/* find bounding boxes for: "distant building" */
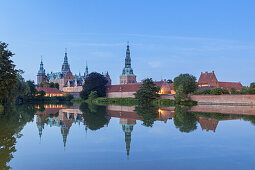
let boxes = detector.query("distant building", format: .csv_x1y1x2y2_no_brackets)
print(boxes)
198,71,243,91
36,49,111,96
37,58,47,85
36,87,63,97
107,80,174,98
120,43,137,84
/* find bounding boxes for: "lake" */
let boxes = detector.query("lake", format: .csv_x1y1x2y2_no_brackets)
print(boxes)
1,103,255,170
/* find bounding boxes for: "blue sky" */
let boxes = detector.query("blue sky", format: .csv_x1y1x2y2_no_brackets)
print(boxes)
1,0,255,85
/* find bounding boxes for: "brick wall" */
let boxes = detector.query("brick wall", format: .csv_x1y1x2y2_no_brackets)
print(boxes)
190,95,255,105
106,92,136,98
189,105,255,115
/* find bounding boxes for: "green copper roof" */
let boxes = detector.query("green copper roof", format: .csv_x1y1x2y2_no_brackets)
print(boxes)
121,43,136,76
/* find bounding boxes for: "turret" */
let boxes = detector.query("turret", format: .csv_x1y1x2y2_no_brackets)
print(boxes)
37,57,46,85
120,42,137,84
61,48,70,73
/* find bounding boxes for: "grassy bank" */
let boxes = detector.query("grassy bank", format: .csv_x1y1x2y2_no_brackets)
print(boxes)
92,97,139,106
87,97,197,107
23,95,73,104
153,99,197,107
71,98,85,103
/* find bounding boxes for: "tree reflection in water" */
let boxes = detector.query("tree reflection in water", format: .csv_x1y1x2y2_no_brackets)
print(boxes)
135,104,158,127
0,105,36,169
80,103,110,131
174,106,197,133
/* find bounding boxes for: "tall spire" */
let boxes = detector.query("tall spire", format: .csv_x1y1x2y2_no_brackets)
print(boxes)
38,56,45,74
62,48,70,73
125,42,131,68
121,42,135,76
85,61,89,76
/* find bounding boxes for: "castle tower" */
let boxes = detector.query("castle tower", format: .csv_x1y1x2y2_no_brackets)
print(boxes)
120,43,137,84
120,118,136,159
61,48,70,74
37,57,46,85
105,71,112,86
85,61,89,77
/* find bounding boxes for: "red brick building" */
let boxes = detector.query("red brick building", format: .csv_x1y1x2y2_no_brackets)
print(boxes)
106,80,175,98
36,87,64,97
198,71,242,91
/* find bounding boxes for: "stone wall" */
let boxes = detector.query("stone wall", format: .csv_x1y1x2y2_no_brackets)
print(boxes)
160,94,255,105
106,92,136,98
190,94,255,105
188,105,255,115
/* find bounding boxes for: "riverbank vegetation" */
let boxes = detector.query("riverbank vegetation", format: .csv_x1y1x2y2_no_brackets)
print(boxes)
194,83,255,95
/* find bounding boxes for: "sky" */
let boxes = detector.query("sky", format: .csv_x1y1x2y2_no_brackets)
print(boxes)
1,0,255,85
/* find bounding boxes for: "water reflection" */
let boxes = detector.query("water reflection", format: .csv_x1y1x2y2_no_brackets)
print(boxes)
2,103,255,168
0,105,36,169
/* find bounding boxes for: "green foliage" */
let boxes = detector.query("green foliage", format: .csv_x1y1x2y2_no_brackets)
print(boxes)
173,74,197,102
173,106,197,133
210,87,229,95
54,83,59,90
49,82,59,89
88,91,98,102
0,105,36,169
135,104,158,127
153,99,197,107
80,72,108,100
173,74,197,95
174,85,187,102
153,99,175,107
230,88,239,94
167,79,173,83
11,71,30,104
64,94,74,101
38,90,46,97
0,42,18,104
93,97,138,106
250,82,255,88
193,89,212,95
26,80,37,96
135,78,160,104
79,103,109,131
239,86,255,94
49,82,55,88
0,104,3,114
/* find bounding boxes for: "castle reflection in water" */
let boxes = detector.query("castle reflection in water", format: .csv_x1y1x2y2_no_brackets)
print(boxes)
36,104,255,157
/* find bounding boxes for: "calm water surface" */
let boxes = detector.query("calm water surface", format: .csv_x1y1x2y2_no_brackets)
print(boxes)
1,103,255,170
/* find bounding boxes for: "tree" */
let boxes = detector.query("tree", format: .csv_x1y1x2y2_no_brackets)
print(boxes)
230,88,238,94
167,79,173,84
54,83,59,90
39,82,49,88
80,103,109,131
135,104,158,127
0,42,18,104
88,91,98,102
173,74,197,101
8,71,30,104
135,78,160,104
38,90,46,97
210,87,229,95
174,106,197,133
80,72,108,100
26,80,37,96
250,82,255,89
49,82,55,88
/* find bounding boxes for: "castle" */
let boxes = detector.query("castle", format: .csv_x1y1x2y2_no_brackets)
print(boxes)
37,50,111,96
37,44,243,98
